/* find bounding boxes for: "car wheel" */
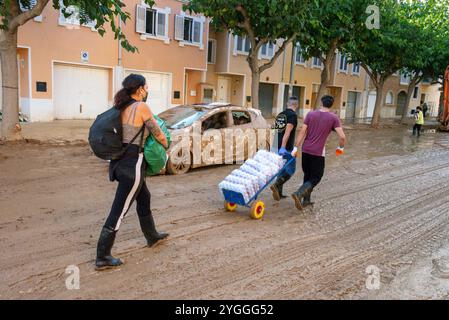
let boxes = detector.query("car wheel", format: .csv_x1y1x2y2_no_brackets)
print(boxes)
166,148,192,175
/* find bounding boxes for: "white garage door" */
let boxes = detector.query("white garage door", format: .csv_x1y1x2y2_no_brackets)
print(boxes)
54,64,109,119
125,70,170,116
367,91,377,118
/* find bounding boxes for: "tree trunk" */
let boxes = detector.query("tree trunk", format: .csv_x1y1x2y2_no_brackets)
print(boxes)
0,30,22,140
371,81,385,128
401,76,420,124
251,69,260,109
314,46,338,110
248,51,260,109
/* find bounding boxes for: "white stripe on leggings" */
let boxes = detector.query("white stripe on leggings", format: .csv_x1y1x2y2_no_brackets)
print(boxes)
114,153,144,231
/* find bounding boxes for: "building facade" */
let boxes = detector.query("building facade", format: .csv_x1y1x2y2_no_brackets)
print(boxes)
4,0,442,122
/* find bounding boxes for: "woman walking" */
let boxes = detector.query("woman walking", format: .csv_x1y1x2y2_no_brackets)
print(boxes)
96,74,169,270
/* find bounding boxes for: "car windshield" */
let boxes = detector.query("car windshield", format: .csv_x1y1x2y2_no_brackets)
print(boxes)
158,106,207,130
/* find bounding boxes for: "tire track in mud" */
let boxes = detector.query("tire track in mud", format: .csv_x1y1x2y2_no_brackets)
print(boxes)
7,159,449,295
184,197,449,299
139,182,449,299
274,201,449,299
322,160,449,202
4,145,449,298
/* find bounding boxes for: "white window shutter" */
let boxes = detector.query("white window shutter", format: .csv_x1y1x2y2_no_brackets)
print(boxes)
136,5,146,34
157,12,166,37
175,15,185,41
193,20,201,44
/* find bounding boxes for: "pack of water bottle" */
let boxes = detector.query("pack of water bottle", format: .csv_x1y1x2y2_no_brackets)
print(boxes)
218,150,286,203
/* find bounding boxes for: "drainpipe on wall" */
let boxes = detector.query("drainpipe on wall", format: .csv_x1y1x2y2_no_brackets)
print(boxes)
118,16,123,67
114,16,124,95
288,44,296,97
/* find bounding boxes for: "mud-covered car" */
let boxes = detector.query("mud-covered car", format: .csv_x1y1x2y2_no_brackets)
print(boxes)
158,103,272,175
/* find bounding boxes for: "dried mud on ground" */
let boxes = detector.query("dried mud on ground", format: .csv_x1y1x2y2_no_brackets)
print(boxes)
1,128,449,299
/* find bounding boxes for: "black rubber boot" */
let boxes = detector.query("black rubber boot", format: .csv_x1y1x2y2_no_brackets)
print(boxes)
139,214,169,247
292,182,314,211
95,226,123,271
301,193,314,208
270,175,290,201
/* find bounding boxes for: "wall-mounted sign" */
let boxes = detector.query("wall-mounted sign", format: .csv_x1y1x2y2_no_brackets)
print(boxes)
36,82,47,92
81,51,89,63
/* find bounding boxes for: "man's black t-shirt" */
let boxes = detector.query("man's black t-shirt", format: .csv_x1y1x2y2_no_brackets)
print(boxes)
275,108,298,151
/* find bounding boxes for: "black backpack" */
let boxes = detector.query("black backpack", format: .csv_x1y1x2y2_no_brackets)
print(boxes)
88,107,143,160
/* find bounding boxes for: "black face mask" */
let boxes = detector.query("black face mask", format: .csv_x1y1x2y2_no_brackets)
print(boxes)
142,89,148,103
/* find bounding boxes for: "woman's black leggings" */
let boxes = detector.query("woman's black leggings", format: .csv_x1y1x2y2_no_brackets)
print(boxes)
105,145,151,231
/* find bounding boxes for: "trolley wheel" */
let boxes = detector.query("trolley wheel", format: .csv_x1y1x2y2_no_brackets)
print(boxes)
250,201,265,220
225,201,238,212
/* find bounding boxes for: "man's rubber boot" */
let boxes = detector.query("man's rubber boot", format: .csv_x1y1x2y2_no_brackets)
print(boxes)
95,226,123,271
302,193,314,208
139,214,169,248
292,182,313,211
270,175,289,201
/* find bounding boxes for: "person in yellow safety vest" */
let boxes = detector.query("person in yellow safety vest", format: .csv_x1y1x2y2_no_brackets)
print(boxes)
413,106,424,137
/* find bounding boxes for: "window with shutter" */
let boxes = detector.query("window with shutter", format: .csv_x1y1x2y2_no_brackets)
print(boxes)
261,42,275,59
136,5,169,41
236,36,251,54
175,14,204,47
339,54,348,72
236,36,243,51
312,57,322,67
352,62,361,75
295,44,306,64
19,0,36,11
20,0,43,22
244,38,250,52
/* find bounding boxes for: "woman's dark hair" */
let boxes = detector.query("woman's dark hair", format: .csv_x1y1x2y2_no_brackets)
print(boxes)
114,74,146,110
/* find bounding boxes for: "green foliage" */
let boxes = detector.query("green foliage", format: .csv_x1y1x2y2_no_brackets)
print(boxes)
398,0,449,82
185,0,307,50
345,0,416,81
296,0,372,60
0,0,155,52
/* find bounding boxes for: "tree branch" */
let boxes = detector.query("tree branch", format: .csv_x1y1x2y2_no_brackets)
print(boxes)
9,0,50,32
259,34,296,73
235,4,257,52
361,62,376,85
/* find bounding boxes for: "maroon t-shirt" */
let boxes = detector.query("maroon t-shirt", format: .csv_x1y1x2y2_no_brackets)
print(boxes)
302,110,341,157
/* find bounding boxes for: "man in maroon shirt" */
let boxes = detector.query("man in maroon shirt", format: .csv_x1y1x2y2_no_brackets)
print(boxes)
291,95,346,210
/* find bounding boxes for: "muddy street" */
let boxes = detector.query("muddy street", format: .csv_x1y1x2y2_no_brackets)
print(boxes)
1,127,449,300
